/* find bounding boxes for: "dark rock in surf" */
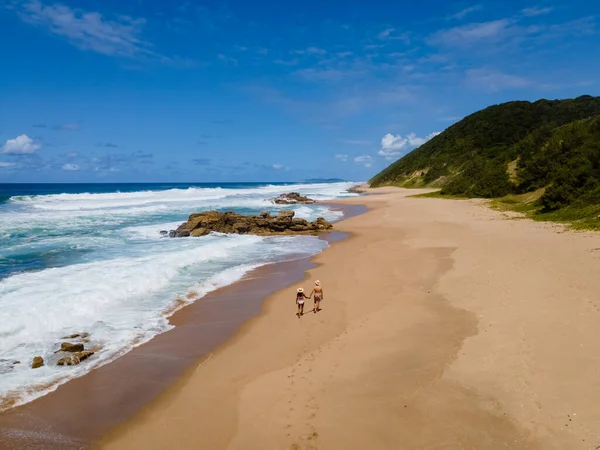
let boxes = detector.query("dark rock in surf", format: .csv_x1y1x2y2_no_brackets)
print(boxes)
60,343,84,353
171,210,332,237
159,230,168,236
57,351,94,366
347,184,367,194
272,192,316,204
32,356,44,369
190,227,210,237
62,332,89,340
312,217,332,230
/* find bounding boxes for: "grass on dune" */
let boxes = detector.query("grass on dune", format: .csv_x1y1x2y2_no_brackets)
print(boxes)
534,205,600,231
409,190,469,200
490,189,600,230
488,189,543,214
411,187,600,231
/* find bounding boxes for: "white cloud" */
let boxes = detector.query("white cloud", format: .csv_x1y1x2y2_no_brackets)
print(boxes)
334,154,349,162
67,151,79,158
244,84,414,121
62,163,80,171
13,0,154,59
272,163,284,170
306,46,326,55
378,28,395,39
408,132,442,147
429,19,513,46
431,14,590,49
217,54,238,65
521,7,554,17
0,162,16,167
1,134,41,154
354,155,373,168
274,58,299,66
449,5,483,20
466,68,531,91
377,28,410,43
292,47,327,56
378,132,440,159
295,67,347,82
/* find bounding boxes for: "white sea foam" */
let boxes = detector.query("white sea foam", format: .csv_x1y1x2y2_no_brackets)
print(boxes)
123,221,186,240
0,181,361,409
9,182,358,212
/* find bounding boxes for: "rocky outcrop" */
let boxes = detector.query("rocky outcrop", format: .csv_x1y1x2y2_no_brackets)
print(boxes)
57,351,94,366
32,356,44,369
347,184,367,193
272,192,316,204
170,210,332,237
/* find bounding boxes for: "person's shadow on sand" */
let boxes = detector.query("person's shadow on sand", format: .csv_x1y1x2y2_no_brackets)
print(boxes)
299,307,322,316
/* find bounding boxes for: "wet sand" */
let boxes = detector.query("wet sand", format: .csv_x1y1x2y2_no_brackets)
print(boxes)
98,187,600,450
0,205,365,449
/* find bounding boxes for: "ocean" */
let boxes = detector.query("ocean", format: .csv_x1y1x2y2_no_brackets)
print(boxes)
0,181,360,410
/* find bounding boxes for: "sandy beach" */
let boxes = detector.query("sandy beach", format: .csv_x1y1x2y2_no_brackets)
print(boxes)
94,187,600,450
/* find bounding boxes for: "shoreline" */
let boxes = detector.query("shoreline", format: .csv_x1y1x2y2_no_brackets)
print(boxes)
100,187,600,450
0,202,366,449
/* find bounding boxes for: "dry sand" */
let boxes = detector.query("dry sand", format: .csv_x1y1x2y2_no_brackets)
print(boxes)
99,188,600,450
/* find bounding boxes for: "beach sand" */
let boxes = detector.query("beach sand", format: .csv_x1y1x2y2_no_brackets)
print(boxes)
93,187,600,450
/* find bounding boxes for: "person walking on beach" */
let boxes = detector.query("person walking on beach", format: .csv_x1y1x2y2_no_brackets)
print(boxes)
296,288,309,317
310,280,324,313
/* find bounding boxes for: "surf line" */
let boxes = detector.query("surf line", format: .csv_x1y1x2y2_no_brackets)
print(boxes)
195,353,213,372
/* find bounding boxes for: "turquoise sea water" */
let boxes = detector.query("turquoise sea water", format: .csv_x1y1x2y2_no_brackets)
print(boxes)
0,181,359,409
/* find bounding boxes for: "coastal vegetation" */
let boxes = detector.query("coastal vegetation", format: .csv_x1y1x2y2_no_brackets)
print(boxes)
370,95,600,229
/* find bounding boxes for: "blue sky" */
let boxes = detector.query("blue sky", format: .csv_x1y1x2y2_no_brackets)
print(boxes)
0,0,598,182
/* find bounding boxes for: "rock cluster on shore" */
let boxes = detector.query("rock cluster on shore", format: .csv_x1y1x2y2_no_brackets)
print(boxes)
347,184,367,193
57,350,94,366
170,210,332,237
31,332,95,369
271,192,316,204
271,192,316,205
56,333,94,366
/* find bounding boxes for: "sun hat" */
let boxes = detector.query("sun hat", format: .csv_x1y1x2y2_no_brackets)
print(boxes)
297,288,304,293
314,280,320,285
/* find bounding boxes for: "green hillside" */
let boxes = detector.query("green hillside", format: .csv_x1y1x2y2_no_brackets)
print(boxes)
369,95,600,227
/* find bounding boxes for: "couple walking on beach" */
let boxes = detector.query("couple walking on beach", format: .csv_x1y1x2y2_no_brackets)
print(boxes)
296,280,323,317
